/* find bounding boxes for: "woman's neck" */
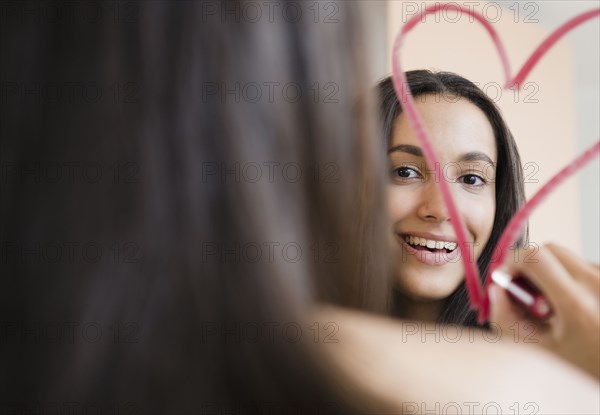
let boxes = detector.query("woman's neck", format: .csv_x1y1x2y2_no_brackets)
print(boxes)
392,290,444,323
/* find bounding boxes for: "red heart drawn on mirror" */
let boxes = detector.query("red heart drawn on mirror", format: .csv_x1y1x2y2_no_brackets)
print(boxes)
391,4,600,322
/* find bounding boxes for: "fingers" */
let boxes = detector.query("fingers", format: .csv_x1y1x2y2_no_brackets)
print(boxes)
492,244,600,380
502,246,582,313
545,243,600,295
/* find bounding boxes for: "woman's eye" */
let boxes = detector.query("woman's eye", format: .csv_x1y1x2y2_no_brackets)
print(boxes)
393,167,419,179
460,174,485,186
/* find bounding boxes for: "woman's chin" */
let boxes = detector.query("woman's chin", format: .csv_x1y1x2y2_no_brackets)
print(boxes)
394,275,462,302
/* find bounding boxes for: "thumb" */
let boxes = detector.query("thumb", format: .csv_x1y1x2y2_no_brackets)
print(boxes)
488,283,547,345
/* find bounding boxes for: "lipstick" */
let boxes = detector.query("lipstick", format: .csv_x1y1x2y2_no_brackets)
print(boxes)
491,270,553,320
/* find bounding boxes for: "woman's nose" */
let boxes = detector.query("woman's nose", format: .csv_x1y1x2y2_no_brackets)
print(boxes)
416,181,450,222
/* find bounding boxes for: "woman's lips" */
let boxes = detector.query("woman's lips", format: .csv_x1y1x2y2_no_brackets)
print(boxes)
396,234,460,266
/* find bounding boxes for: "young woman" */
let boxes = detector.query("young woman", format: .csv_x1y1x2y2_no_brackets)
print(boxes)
2,1,597,413
378,71,527,325
377,71,599,380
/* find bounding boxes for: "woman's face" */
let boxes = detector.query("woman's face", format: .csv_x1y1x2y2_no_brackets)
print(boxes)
387,94,497,301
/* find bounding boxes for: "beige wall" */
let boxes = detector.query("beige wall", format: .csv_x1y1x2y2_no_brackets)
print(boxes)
384,0,583,253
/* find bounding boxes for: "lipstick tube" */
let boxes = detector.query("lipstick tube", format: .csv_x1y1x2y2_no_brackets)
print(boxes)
491,270,553,320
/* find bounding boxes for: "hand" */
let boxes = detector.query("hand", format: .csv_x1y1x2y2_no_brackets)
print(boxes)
488,243,600,379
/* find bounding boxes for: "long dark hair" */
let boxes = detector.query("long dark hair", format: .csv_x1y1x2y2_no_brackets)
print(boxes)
1,1,389,412
377,70,527,326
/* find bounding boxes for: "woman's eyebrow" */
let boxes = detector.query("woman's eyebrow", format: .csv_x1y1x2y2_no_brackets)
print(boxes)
387,144,422,156
388,145,494,167
459,151,494,165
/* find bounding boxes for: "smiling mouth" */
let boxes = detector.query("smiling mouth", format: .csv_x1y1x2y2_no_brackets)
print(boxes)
400,234,458,254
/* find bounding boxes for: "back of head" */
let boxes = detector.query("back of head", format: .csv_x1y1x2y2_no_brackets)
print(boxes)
1,1,389,412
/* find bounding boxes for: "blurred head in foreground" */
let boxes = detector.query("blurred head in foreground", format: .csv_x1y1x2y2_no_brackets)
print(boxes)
1,1,389,413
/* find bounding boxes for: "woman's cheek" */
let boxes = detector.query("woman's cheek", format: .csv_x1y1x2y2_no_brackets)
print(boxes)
387,186,417,221
464,195,496,252
480,189,496,242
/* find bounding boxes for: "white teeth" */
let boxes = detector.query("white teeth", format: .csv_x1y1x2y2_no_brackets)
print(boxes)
404,235,457,252
411,236,423,246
